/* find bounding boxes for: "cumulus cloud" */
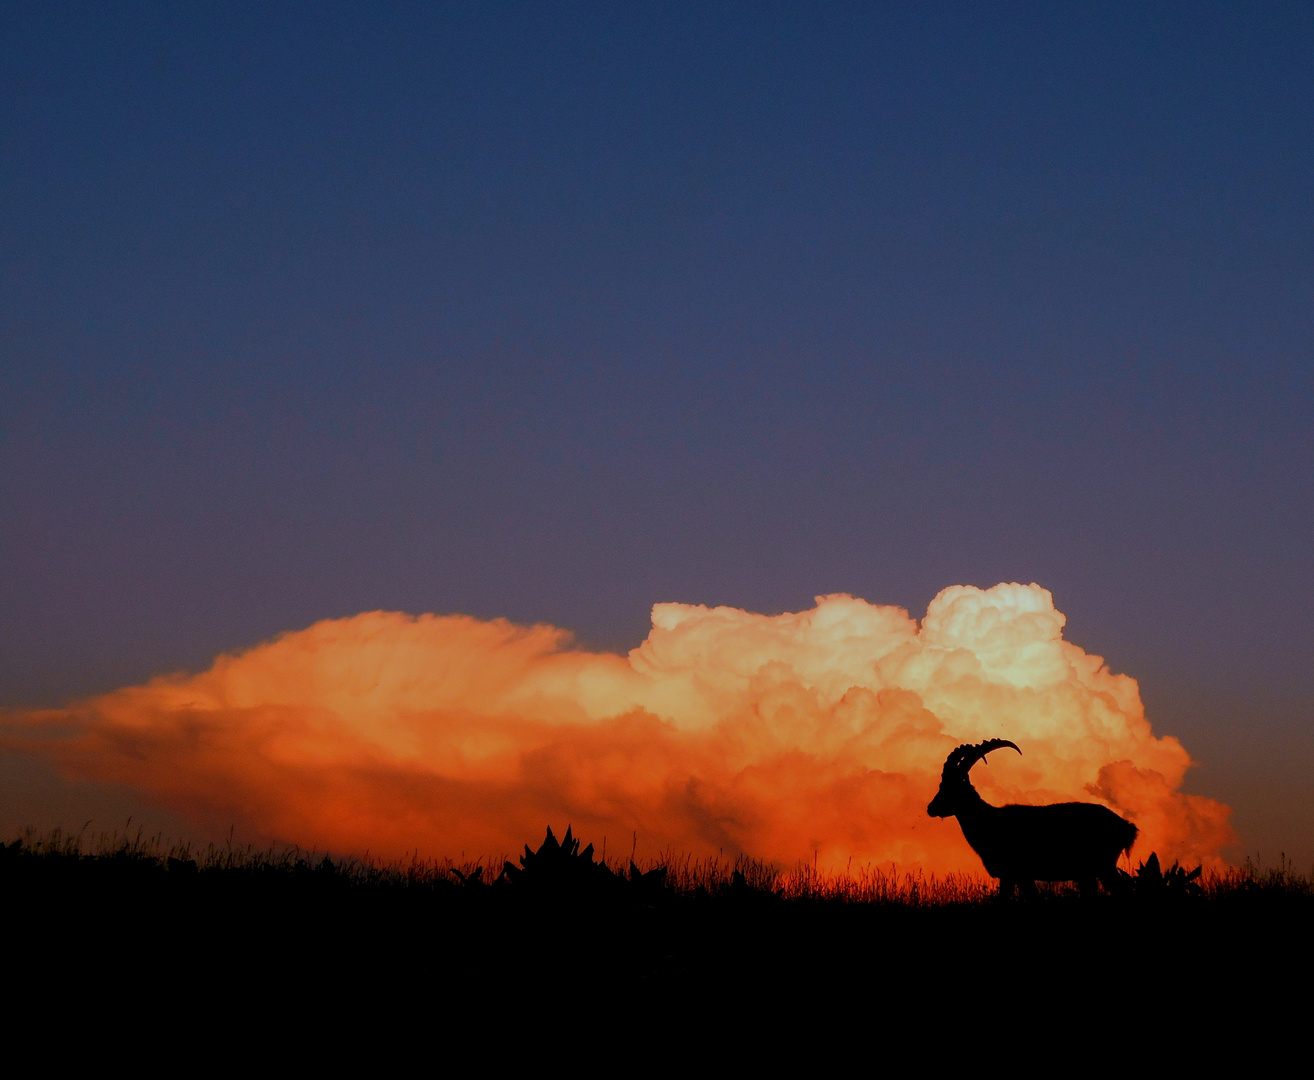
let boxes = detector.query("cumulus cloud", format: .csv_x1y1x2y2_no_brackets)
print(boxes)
3,583,1232,871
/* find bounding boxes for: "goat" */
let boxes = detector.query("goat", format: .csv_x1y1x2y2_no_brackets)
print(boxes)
927,739,1138,896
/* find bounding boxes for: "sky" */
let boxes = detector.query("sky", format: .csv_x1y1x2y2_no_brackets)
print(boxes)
2,3,1311,868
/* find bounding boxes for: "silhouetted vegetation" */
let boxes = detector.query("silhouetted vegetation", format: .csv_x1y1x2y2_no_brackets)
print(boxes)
4,824,1311,1037
5,822,1310,908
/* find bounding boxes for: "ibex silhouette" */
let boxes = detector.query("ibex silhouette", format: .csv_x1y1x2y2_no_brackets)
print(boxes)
928,739,1138,896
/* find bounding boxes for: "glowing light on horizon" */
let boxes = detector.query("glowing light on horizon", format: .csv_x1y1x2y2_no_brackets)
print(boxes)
4,583,1232,872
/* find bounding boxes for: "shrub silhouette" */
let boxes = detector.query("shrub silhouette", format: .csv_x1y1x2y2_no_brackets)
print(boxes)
499,826,616,893
448,865,488,888
1120,852,1204,898
627,860,668,901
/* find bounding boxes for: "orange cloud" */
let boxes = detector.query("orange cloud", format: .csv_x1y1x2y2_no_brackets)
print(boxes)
3,584,1232,872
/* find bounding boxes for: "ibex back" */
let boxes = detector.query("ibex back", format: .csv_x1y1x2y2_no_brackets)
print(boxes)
927,739,1138,896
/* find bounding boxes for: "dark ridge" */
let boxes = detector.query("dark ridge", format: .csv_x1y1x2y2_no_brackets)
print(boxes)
3,826,1309,1041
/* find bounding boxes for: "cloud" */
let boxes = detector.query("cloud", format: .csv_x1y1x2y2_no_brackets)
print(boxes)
3,584,1232,871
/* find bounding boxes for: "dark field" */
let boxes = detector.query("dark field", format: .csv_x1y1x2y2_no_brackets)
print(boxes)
6,826,1310,1046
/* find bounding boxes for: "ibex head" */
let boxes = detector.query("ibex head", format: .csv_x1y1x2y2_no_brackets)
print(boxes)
927,739,1021,818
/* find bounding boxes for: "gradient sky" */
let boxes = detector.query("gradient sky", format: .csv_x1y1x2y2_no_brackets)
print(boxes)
2,3,1311,864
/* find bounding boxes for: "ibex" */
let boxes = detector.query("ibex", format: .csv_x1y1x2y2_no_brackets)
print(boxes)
927,739,1138,896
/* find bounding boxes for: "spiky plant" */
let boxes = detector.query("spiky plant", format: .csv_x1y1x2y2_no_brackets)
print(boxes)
1121,852,1204,898
499,826,616,892
628,861,667,887
449,865,487,887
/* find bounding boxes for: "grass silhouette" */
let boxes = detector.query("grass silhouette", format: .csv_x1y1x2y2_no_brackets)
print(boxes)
4,822,1310,1042
5,822,1309,903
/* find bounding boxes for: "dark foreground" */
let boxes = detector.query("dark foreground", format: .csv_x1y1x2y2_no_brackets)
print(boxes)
5,829,1310,1052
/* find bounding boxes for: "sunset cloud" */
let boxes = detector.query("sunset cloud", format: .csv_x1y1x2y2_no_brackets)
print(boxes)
3,584,1233,872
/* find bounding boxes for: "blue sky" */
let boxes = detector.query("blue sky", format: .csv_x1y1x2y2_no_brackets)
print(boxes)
3,3,1311,860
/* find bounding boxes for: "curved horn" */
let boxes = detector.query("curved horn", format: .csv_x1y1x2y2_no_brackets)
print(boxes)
975,738,1021,761
942,739,1021,775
